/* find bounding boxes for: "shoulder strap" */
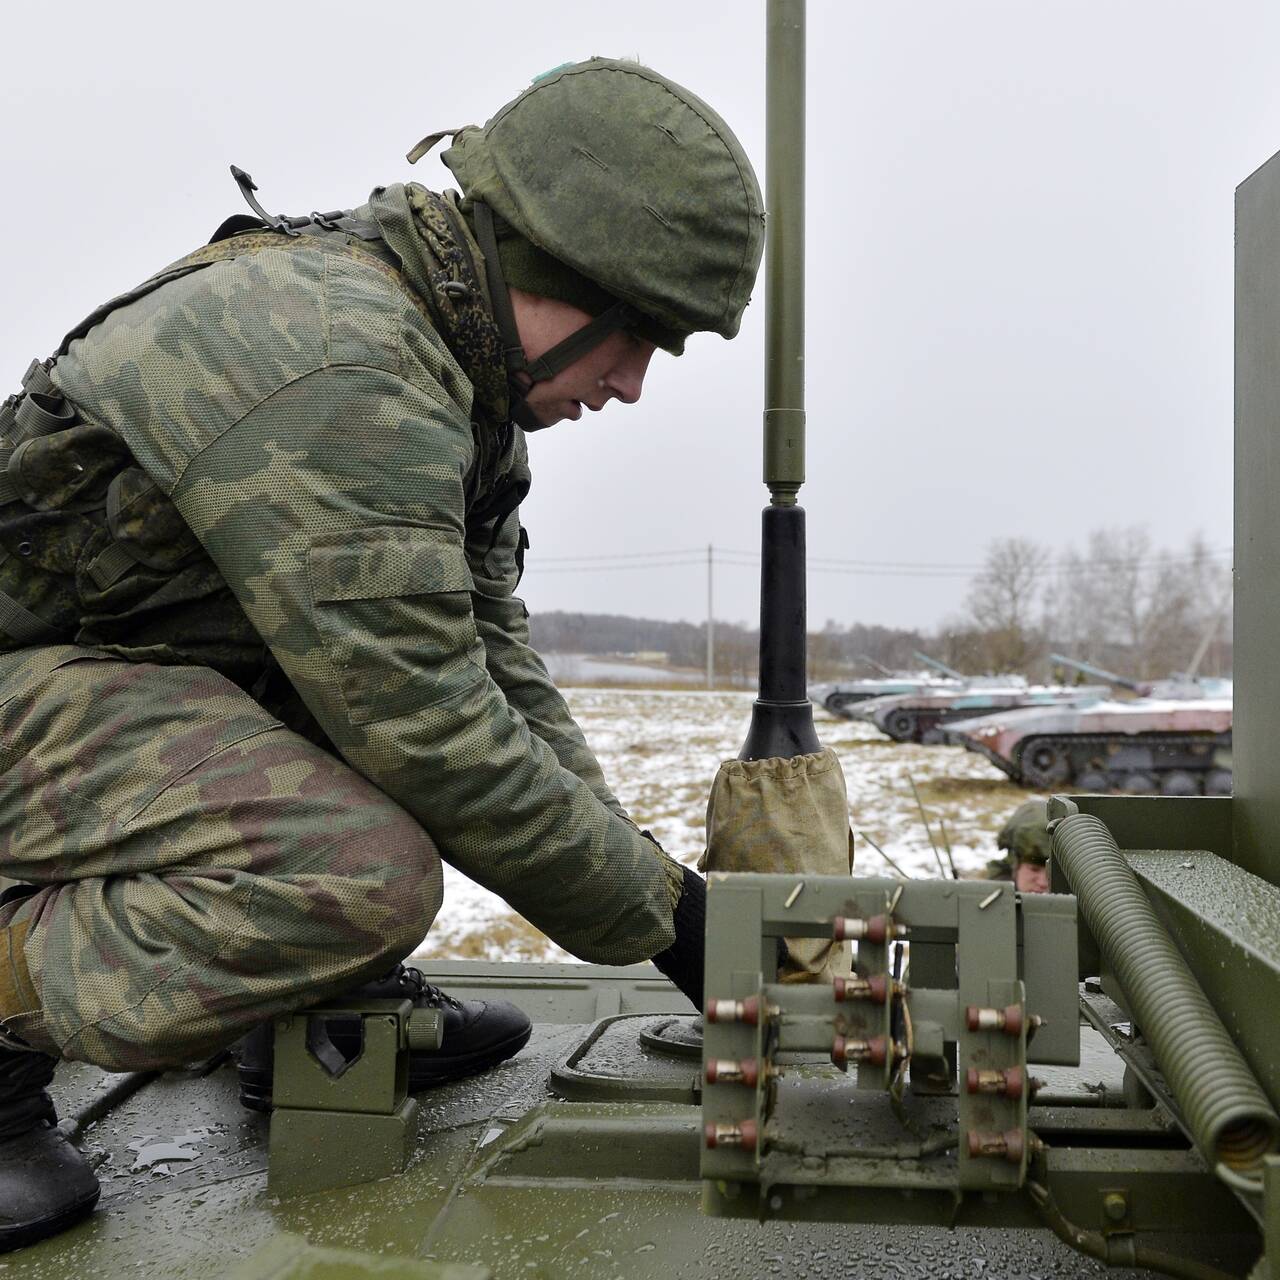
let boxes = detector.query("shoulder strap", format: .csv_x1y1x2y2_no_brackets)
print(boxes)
55,228,423,360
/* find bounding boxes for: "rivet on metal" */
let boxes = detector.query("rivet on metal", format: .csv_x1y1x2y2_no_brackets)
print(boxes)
1103,1191,1129,1222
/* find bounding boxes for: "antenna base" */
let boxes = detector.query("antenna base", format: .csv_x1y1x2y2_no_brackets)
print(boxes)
739,699,821,762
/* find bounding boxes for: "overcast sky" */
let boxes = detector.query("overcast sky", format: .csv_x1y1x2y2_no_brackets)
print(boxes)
1,1,1270,631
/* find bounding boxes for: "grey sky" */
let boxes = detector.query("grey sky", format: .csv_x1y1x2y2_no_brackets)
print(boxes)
1,1,1266,631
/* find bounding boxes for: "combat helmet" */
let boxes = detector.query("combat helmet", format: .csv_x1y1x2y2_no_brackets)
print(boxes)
997,799,1052,867
408,57,765,429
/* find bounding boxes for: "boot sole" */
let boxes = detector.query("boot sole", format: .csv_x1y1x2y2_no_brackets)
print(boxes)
238,1023,534,1112
0,1185,99,1253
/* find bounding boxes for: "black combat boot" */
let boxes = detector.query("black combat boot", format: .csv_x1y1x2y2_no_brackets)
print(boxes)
0,1044,100,1251
236,964,532,1112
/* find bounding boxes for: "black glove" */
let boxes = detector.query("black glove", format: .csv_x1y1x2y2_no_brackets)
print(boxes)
650,863,706,1012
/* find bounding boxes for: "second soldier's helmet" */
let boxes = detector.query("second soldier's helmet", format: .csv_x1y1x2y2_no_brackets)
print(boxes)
997,799,1052,867
417,57,765,346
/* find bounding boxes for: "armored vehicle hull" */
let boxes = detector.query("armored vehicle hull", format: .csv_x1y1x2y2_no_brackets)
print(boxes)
854,683,1109,744
947,697,1234,793
21,957,1260,1279
809,675,960,717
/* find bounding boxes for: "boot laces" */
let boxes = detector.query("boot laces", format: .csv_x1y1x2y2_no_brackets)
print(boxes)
390,965,464,1012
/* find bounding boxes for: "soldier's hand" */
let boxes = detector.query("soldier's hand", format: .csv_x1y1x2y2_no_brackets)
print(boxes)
650,864,705,1011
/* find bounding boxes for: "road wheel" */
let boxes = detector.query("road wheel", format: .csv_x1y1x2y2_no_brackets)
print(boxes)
1205,769,1232,796
885,710,917,741
1121,773,1158,794
1022,740,1071,787
1159,770,1199,796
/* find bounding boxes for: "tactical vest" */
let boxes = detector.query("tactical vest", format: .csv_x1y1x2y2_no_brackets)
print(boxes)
0,208,520,725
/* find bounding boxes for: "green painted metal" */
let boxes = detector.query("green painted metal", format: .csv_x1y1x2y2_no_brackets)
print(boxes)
7,960,1269,1277
229,1233,490,1279
269,1000,441,1195
1267,1156,1280,1278
380,960,695,1023
1052,811,1279,1178
764,0,805,503
698,873,1077,1216
1066,795,1234,862
1127,851,1280,1116
1236,150,1280,890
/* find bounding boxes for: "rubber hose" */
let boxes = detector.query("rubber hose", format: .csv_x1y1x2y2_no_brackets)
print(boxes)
1052,813,1279,1175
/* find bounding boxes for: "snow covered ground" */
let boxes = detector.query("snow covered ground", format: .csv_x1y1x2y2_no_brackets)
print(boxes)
414,689,1041,963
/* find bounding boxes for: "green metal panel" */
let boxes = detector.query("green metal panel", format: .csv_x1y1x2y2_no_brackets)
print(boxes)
268,1100,420,1196
1127,851,1280,1114
229,1233,489,1279
1067,796,1234,861
1235,150,1280,887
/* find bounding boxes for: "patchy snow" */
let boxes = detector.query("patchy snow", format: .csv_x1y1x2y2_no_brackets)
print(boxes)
415,688,1038,964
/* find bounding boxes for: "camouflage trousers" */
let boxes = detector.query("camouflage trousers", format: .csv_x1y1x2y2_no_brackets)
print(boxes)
0,646,443,1071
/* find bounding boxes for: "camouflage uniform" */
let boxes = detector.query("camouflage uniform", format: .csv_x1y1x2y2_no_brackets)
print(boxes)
0,182,683,1070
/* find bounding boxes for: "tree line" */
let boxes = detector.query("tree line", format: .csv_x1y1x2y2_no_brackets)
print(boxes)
529,526,1232,684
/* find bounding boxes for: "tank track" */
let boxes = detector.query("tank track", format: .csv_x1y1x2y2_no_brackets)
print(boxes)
1011,731,1232,795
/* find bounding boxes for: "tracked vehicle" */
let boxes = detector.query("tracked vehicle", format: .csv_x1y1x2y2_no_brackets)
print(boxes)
11,9,1280,1280
853,676,1108,744
809,672,960,717
946,685,1233,794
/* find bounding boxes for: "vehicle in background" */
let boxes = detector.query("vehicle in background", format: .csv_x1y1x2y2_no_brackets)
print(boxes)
945,679,1233,793
850,676,1108,744
811,652,977,719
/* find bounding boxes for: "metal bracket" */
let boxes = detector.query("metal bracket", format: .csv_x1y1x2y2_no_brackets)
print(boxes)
267,997,442,1195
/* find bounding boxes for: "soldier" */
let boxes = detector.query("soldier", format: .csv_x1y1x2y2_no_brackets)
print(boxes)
987,799,1053,894
0,58,763,1247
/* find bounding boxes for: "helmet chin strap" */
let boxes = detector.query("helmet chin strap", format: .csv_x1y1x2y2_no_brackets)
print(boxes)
471,201,638,431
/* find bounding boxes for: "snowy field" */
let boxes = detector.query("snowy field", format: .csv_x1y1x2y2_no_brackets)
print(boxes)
414,689,1042,963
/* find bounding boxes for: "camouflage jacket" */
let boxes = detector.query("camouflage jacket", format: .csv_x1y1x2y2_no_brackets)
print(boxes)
6,182,680,965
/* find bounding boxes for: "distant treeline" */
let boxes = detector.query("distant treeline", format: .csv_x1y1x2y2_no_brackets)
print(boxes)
529,526,1233,684
528,611,929,684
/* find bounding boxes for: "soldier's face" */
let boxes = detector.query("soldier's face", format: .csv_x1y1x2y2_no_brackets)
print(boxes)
1014,861,1049,894
510,288,657,427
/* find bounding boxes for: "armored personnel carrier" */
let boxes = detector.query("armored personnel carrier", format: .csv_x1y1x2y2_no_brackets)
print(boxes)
852,676,1108,744
809,673,961,717
945,659,1234,793
10,9,1280,1279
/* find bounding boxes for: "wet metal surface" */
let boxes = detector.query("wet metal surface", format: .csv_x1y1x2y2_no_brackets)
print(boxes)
6,987,1178,1278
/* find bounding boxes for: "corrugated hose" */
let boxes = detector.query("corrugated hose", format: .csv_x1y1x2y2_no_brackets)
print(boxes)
1051,811,1279,1186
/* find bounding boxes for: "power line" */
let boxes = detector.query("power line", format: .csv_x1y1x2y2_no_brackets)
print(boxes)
531,544,1233,579
531,558,706,574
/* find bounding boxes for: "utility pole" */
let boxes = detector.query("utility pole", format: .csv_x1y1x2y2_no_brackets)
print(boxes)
706,543,715,689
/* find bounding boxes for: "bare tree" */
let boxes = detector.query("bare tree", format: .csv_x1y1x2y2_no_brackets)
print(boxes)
1050,527,1231,679
964,537,1049,671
